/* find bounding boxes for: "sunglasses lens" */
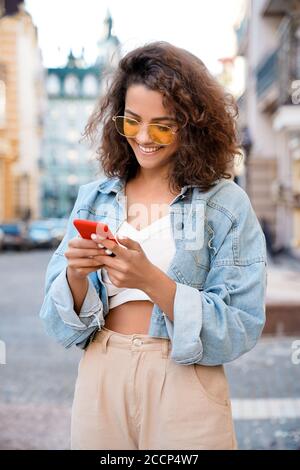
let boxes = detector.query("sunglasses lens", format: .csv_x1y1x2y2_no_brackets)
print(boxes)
114,117,175,145
115,117,139,137
149,124,174,145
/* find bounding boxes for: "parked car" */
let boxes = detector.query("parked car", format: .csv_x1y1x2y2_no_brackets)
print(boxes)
47,218,68,247
27,220,54,249
0,222,31,251
0,227,4,251
27,218,68,249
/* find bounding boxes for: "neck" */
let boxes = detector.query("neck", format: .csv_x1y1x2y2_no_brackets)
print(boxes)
133,168,172,192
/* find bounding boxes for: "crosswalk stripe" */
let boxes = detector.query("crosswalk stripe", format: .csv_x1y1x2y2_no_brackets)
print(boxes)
231,398,300,420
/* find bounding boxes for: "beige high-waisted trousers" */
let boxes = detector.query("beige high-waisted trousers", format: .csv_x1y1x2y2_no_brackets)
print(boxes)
71,326,238,450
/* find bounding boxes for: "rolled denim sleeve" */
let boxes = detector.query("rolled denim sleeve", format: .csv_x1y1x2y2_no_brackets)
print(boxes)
39,185,105,349
50,266,103,331
163,283,203,363
164,199,267,366
164,261,267,366
202,260,266,365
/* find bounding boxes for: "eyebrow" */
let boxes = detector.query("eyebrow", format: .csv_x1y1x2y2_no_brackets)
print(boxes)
124,109,176,122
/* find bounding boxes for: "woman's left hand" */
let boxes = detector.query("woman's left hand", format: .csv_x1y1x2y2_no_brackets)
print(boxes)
92,234,156,290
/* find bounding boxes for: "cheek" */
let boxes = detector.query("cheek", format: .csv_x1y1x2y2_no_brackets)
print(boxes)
166,139,179,157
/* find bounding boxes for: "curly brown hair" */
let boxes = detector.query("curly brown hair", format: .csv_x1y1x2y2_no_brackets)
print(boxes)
83,41,241,193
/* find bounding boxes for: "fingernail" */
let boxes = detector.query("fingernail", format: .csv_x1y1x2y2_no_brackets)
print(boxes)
91,233,97,240
105,249,113,255
98,243,104,248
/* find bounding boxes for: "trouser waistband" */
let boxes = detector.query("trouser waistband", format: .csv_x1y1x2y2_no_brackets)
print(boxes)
93,326,171,359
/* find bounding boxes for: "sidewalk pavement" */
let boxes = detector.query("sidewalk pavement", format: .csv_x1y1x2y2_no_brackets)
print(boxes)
266,268,300,305
264,254,300,335
0,249,300,450
226,335,300,450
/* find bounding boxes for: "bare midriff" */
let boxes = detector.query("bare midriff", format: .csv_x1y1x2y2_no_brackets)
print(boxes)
103,177,180,335
104,300,154,334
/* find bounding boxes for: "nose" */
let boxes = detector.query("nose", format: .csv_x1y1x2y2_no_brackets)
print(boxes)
135,123,153,145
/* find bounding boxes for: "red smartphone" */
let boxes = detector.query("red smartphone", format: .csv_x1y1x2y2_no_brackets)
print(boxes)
73,219,117,257
73,219,117,242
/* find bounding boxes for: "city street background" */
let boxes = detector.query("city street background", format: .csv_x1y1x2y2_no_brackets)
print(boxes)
1,249,300,450
1,0,300,451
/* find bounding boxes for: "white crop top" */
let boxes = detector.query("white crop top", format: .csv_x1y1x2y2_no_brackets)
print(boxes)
98,213,176,309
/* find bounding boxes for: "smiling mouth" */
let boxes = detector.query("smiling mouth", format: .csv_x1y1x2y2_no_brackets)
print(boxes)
136,143,163,155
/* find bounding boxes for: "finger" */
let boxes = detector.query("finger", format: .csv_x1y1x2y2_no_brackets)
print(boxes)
104,267,124,285
115,235,142,251
95,236,128,257
65,247,107,259
69,237,103,249
93,254,126,271
71,266,103,277
68,258,105,269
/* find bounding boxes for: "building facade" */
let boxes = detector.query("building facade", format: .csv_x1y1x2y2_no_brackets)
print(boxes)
41,11,121,218
236,0,300,250
0,0,45,222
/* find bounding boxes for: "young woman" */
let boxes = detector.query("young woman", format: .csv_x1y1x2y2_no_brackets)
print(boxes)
39,41,267,450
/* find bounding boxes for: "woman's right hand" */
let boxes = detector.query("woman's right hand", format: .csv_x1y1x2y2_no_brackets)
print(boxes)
65,235,108,280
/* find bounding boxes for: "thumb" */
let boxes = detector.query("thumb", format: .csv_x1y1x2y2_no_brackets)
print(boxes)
116,235,142,251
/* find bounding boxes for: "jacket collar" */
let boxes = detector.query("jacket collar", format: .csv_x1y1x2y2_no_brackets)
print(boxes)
97,176,197,198
97,176,124,194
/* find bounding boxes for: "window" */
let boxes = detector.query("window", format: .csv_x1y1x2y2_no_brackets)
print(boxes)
82,74,98,96
64,74,80,96
47,74,60,95
67,174,78,185
67,129,79,143
0,80,6,127
67,149,78,161
68,104,77,117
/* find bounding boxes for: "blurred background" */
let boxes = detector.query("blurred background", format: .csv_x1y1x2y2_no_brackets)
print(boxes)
0,0,300,450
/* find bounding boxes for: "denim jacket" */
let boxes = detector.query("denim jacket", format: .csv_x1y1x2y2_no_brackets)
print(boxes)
39,175,267,366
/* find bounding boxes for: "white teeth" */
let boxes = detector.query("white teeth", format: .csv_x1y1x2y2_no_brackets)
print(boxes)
138,144,161,153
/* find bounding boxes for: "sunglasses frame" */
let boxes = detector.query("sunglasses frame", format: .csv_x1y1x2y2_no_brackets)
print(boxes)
112,115,179,146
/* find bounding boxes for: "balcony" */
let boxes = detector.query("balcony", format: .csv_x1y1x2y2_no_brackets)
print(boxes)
235,17,249,56
256,15,300,110
237,92,247,126
256,49,279,99
262,0,294,17
272,183,300,209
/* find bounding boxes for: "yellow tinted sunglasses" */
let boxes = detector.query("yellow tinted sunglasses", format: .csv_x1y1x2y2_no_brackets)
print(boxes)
112,115,178,146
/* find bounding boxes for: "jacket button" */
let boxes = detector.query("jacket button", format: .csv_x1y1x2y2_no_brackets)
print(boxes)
175,222,184,230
